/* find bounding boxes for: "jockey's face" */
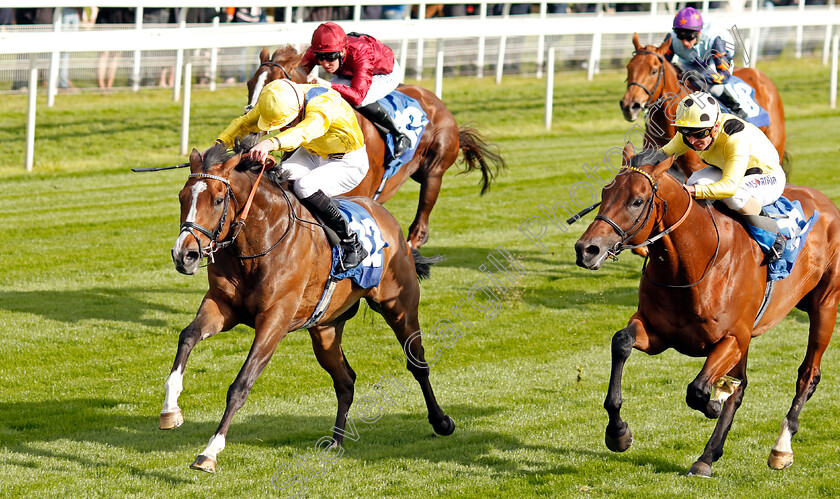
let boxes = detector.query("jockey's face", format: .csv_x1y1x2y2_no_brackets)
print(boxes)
317,51,343,74
682,37,699,50
685,134,712,151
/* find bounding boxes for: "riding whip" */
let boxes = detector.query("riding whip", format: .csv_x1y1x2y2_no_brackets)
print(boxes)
131,163,190,172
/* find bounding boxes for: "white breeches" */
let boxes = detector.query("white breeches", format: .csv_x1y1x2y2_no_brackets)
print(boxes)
332,60,403,107
687,165,786,210
281,145,370,198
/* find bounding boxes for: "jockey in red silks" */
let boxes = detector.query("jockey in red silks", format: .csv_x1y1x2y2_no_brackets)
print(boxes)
663,7,747,119
300,22,412,157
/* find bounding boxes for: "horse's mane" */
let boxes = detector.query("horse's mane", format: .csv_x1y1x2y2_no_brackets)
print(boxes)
271,45,302,65
232,133,292,185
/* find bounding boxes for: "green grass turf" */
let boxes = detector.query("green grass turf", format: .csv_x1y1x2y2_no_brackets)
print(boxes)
1,55,839,498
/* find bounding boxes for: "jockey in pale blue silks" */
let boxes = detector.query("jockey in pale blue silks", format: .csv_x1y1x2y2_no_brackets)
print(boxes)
663,7,747,119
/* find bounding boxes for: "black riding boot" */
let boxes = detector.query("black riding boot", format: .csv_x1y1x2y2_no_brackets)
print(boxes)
301,190,368,270
357,101,412,158
743,212,786,264
716,86,748,120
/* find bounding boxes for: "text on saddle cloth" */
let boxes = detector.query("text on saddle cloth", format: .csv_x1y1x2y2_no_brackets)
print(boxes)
719,76,770,128
745,196,820,281
330,199,389,289
380,90,429,178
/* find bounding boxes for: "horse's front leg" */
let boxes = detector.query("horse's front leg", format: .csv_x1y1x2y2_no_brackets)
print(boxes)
604,317,665,452
191,308,291,473
160,295,235,430
685,334,746,419
687,352,749,478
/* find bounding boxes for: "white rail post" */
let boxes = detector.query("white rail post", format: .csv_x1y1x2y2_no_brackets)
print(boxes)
831,34,839,108
587,4,603,81
399,38,409,81
823,1,835,66
795,0,805,59
477,2,487,78
416,2,426,80
132,7,144,92
47,8,62,108
435,39,444,98
210,8,220,92
495,3,511,85
536,1,548,79
26,54,38,172
173,8,188,102
749,0,759,67
181,51,193,156
545,45,555,130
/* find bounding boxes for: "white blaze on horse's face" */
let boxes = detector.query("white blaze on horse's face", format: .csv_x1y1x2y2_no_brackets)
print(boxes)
244,71,268,114
174,181,207,252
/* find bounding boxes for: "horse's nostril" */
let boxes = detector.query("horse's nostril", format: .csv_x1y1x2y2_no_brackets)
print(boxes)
632,103,642,111
185,250,200,263
585,245,601,257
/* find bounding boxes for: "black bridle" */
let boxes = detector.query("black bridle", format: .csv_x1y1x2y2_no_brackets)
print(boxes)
627,49,666,107
595,166,721,288
259,60,292,80
178,172,298,263
179,173,238,263
595,166,662,260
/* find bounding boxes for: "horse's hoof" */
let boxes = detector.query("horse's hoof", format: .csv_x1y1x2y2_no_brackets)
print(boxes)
687,461,713,478
159,410,184,430
190,455,217,473
605,427,633,452
768,449,794,470
433,415,455,436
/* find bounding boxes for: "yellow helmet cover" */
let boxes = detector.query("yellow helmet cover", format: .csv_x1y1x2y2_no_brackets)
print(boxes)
674,91,720,128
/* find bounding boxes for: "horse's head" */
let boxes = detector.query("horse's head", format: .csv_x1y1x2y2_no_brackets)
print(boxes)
245,46,307,114
575,144,674,270
171,144,243,275
620,33,672,121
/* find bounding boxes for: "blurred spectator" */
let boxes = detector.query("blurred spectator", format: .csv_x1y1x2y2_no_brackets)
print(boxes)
491,3,532,15
0,8,13,26
12,9,54,90
59,8,83,90
224,8,266,83
382,5,408,19
96,8,135,89
142,8,175,87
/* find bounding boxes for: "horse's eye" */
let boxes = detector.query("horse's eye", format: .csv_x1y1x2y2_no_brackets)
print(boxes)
214,197,224,206
632,198,645,207
650,67,657,75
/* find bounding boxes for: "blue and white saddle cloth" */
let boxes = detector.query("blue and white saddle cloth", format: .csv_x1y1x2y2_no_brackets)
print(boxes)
718,76,770,128
330,199,389,289
374,90,428,199
744,196,819,281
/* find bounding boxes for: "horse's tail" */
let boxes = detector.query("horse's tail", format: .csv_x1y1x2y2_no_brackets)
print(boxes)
782,151,793,179
458,124,507,196
411,248,444,281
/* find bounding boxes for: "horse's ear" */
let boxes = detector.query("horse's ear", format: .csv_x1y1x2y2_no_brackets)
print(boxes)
632,33,642,52
189,148,203,171
651,155,675,180
271,47,284,63
622,142,636,166
259,47,270,63
657,35,671,54
221,152,242,174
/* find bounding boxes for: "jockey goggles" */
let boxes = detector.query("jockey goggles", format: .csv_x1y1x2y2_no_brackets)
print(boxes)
675,29,700,41
677,126,713,138
315,51,342,62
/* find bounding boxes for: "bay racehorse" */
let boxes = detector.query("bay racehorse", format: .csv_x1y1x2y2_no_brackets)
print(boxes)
163,138,455,473
620,33,787,179
245,46,506,248
574,146,840,477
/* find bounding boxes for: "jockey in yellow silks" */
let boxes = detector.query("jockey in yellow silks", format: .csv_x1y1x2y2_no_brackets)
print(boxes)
215,79,369,269
648,91,787,262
